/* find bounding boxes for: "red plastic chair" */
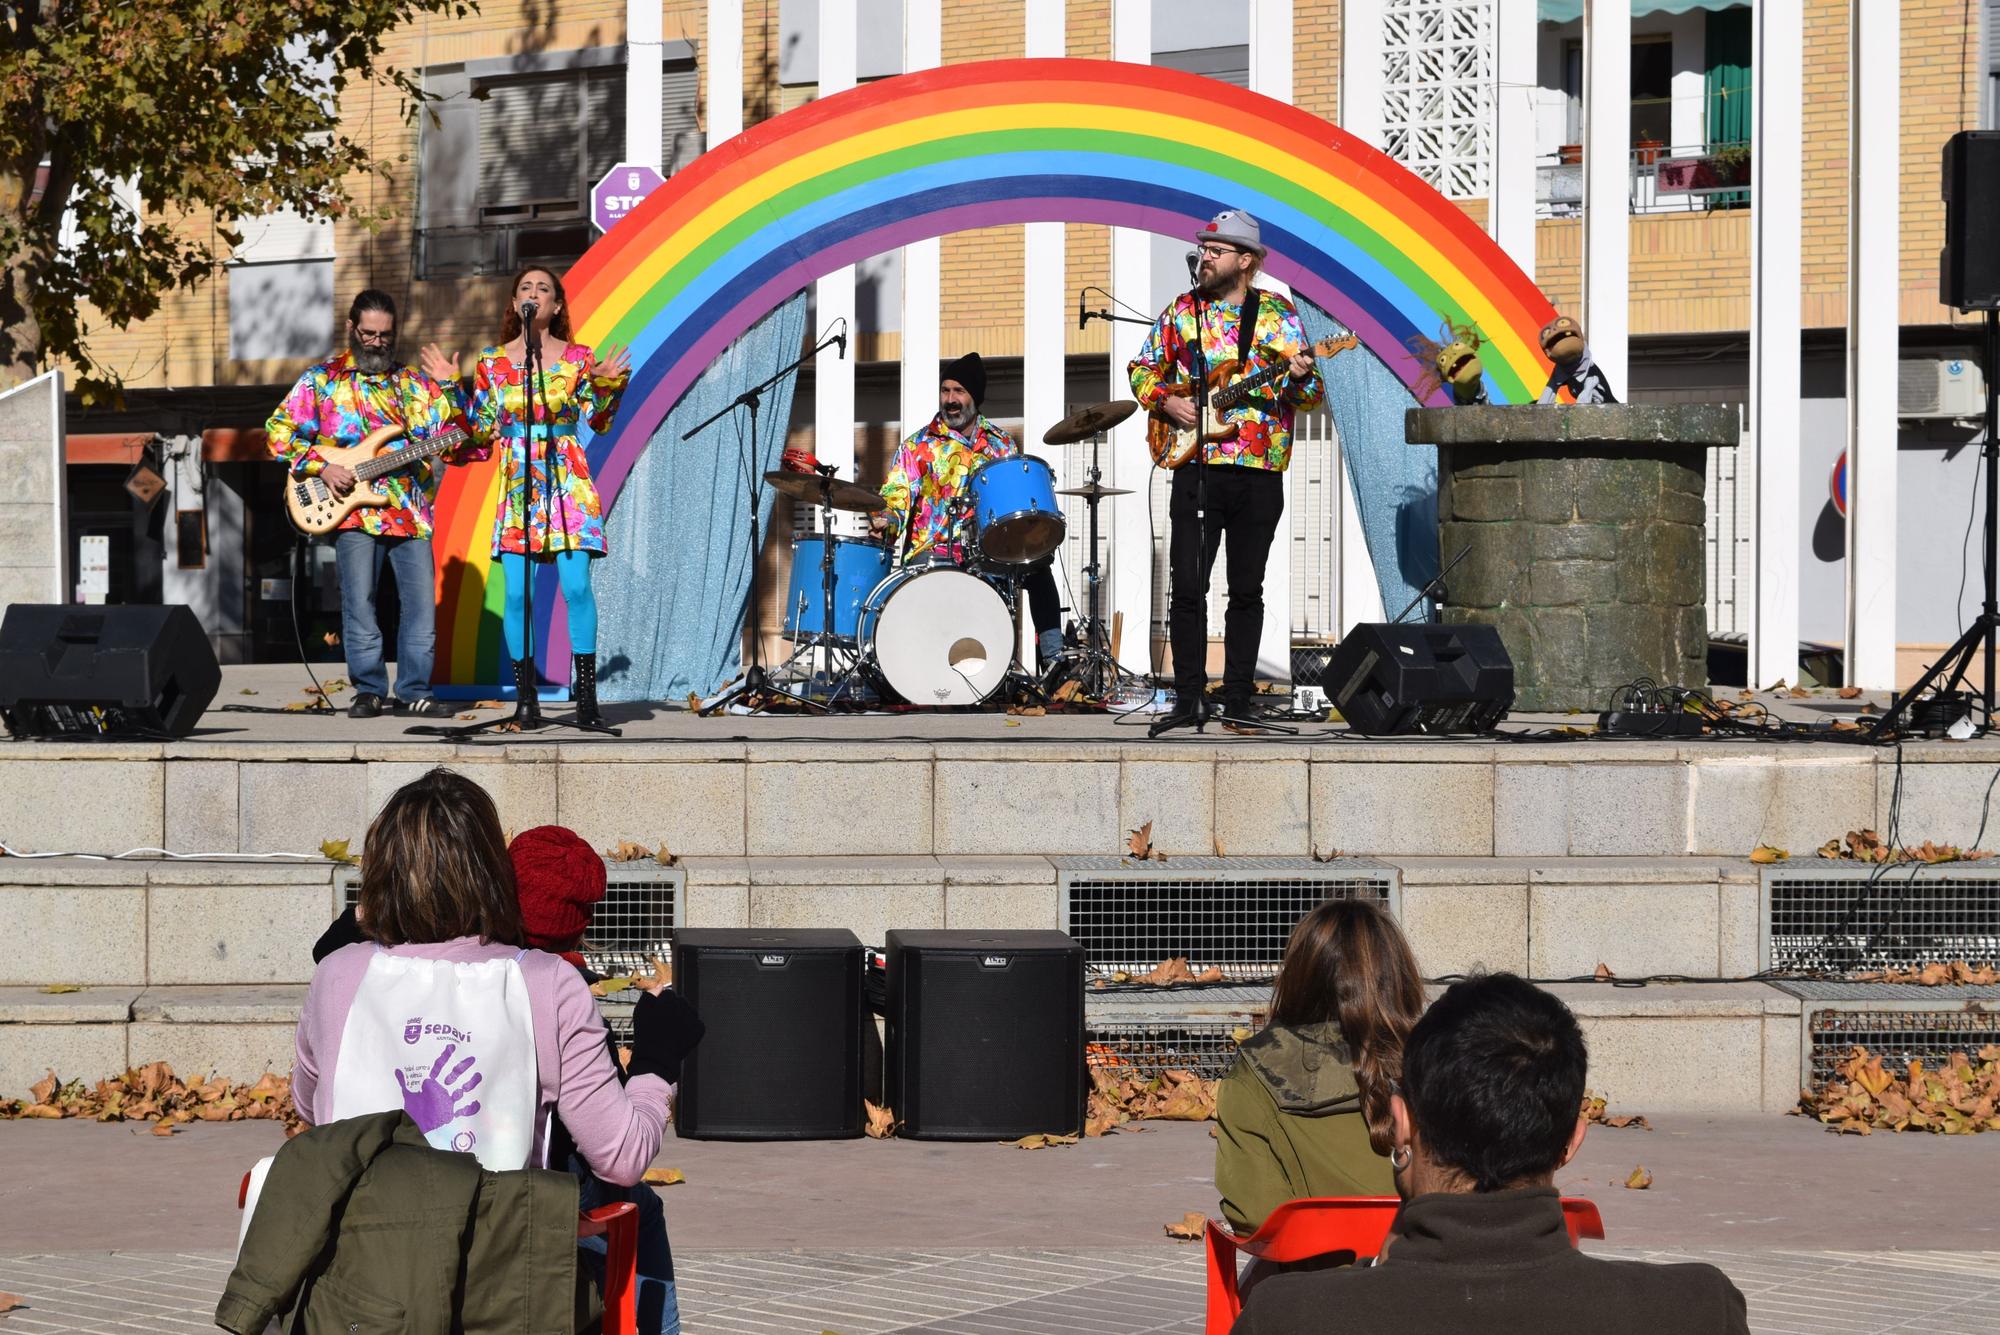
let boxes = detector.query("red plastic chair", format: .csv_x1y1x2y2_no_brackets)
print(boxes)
1203,1195,1605,1334
238,1170,640,1334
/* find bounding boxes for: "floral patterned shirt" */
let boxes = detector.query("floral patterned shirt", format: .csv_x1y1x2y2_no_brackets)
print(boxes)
1128,288,1325,472
877,413,1019,560
468,343,628,557
265,353,479,539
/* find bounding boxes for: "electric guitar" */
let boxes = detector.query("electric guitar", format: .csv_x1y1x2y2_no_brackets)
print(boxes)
1147,333,1360,469
283,422,472,535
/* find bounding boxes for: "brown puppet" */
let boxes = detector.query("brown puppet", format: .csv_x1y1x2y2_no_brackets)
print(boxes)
1536,314,1619,404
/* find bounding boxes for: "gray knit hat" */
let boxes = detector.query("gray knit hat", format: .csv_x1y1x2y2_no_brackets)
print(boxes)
1196,208,1267,257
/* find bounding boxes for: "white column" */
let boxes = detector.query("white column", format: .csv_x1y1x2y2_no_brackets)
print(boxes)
1846,0,1899,688
626,1,665,168
1022,0,1066,465
899,0,942,439
1580,0,1629,394
1750,0,1803,689
1109,0,1153,673
705,0,744,145
1339,0,1386,148
1492,0,1536,279
1250,0,1295,680
816,0,859,523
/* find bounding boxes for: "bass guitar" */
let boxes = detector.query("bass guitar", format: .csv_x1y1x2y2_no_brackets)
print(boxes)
283,422,472,536
1147,333,1360,470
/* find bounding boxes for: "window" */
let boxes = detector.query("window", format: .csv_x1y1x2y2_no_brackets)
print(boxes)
1562,34,1677,148
418,46,699,278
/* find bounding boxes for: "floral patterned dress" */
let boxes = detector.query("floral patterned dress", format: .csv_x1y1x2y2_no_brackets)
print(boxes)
468,343,628,557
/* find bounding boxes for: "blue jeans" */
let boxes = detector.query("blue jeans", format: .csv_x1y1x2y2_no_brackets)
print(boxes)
333,529,436,702
573,1157,679,1335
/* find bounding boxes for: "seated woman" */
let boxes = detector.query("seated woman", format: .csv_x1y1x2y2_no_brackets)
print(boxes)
1234,974,1750,1335
293,767,675,1189
1215,899,1426,1235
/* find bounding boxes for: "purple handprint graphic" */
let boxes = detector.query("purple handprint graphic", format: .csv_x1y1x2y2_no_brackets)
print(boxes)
398,1042,483,1134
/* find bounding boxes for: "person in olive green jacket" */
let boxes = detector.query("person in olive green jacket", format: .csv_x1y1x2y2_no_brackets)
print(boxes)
1215,898,1427,1234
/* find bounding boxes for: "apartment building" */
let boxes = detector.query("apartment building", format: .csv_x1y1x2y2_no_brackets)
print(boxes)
50,0,1997,687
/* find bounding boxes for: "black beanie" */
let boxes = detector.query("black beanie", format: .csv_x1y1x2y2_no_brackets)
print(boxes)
941,351,987,405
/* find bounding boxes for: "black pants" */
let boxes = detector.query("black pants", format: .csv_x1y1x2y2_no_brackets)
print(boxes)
1169,464,1284,700
1023,559,1062,637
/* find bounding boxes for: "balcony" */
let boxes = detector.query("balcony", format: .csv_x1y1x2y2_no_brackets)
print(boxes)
416,200,595,279
1536,140,1751,219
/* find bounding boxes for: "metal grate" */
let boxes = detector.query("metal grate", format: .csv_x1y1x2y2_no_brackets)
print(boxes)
1802,999,2000,1090
1086,1019,1252,1082
1761,865,2000,974
1056,857,1399,979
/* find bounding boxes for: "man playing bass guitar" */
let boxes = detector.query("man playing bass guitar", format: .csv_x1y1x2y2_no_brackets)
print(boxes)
1129,209,1325,725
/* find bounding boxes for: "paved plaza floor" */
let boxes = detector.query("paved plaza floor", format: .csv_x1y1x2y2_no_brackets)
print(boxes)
1,1113,1996,1333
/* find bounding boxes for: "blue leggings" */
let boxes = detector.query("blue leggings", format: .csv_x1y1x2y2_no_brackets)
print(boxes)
500,550,597,660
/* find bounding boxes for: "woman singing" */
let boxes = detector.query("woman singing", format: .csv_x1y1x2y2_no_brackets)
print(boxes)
426,267,630,725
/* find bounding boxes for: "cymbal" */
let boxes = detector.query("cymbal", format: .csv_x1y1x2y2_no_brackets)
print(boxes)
762,469,881,512
1055,481,1134,499
1042,399,1138,445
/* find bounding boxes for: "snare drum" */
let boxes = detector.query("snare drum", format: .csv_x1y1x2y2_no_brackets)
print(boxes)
968,456,1065,564
783,535,892,645
857,564,1014,705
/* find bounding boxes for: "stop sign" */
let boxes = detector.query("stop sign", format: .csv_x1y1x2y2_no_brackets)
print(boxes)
591,163,666,234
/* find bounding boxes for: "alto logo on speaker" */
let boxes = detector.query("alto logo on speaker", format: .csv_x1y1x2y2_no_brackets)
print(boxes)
758,953,789,966
980,955,1010,968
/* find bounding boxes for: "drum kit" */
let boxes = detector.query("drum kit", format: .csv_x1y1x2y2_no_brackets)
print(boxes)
751,399,1145,712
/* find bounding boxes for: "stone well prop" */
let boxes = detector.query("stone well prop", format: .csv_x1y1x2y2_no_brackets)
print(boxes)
1403,404,1740,713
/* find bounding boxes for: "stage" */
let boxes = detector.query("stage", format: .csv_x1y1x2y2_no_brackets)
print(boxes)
3,663,1998,1116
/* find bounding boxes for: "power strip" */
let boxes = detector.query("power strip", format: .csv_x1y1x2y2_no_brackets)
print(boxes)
1597,709,1705,738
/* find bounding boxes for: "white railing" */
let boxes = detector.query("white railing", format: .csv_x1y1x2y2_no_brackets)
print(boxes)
1535,141,1752,218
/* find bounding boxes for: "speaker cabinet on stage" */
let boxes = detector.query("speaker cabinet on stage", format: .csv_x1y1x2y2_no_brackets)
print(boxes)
886,930,1085,1140
1942,131,2000,310
671,928,865,1140
1325,622,1514,736
0,603,220,740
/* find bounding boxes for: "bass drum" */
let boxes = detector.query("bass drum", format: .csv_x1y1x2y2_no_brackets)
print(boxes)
858,565,1015,706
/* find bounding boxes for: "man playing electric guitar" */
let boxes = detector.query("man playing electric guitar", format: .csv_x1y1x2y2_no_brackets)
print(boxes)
266,289,484,718
1129,209,1325,726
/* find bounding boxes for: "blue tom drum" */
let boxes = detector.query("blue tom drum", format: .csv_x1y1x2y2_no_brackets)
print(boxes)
968,455,1066,564
783,535,892,645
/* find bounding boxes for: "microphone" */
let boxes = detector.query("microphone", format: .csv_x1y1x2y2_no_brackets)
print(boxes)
1078,287,1087,329
1186,250,1200,286
833,322,848,359
519,299,538,322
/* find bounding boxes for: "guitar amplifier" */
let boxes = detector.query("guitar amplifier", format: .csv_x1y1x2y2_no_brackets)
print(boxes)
671,929,866,1140
886,930,1085,1140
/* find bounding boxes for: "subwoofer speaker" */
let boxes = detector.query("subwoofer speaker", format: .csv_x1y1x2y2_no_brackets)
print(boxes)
0,603,220,739
886,930,1085,1140
1941,131,2000,310
671,928,865,1140
1325,621,1514,736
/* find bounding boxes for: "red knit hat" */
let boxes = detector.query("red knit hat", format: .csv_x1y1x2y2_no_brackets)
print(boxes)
510,825,606,951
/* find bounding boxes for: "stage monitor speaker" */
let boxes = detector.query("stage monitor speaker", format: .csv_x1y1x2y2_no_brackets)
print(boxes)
886,930,1085,1140
672,928,865,1140
1325,621,1514,736
0,603,220,740
1941,131,2000,310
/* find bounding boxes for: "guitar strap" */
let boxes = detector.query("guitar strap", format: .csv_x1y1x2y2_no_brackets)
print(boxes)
1235,287,1262,367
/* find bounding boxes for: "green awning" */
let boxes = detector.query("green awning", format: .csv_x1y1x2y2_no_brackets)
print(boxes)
1537,1,1748,22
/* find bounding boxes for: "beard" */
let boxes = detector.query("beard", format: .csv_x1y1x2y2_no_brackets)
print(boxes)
943,400,977,431
350,335,397,375
1197,265,1238,300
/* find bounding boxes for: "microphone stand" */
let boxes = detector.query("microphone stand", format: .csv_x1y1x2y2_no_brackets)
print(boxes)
684,329,847,716
412,306,617,739
1150,262,1296,739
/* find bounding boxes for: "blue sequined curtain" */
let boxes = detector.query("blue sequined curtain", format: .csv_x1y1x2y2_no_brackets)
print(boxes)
1294,296,1439,623
593,293,810,701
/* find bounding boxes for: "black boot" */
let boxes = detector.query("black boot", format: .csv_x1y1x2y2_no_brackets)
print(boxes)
511,657,542,726
572,652,601,727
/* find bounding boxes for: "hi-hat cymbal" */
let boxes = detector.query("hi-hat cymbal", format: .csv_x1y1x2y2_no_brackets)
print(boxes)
762,470,881,512
1054,481,1134,499
1042,399,1138,445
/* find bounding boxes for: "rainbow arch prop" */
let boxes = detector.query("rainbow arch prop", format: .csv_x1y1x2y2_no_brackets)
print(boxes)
432,57,1557,683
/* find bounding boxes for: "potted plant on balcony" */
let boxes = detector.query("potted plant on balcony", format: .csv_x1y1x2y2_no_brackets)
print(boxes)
1707,145,1751,186
1634,138,1667,166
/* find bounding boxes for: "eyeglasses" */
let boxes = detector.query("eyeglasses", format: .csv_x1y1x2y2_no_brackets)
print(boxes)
352,327,396,345
1197,243,1241,259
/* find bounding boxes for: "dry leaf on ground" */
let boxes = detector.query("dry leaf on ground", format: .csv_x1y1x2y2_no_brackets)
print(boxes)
864,1100,897,1139
319,838,358,865
1125,822,1165,862
1008,704,1047,717
1624,1166,1654,1189
1838,686,1864,699
38,984,82,995
605,840,652,862
1749,845,1789,864
1853,961,2000,986
1581,1093,1651,1130
1592,962,1616,981
1311,847,1341,862
1800,1043,2000,1134
1007,1132,1079,1149
640,1168,685,1186
0,1290,24,1313
0,1062,304,1133
1163,1211,1207,1241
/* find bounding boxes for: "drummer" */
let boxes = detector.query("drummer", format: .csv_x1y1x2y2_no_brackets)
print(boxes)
871,352,1066,668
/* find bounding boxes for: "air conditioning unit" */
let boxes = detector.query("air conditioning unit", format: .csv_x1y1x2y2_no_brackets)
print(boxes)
1897,355,1985,419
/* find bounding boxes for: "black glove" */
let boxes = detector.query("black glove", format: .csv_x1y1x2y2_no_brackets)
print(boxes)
626,988,705,1084
311,904,368,964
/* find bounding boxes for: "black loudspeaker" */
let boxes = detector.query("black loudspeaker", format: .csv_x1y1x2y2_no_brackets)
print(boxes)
1941,131,2000,310
886,930,1085,1140
0,603,220,739
671,928,865,1140
1325,622,1514,736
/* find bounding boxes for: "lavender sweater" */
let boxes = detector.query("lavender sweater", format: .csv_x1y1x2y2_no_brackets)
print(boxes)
293,937,669,1187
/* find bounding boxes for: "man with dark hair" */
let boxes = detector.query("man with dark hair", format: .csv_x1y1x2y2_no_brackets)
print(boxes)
1235,973,1749,1335
267,289,480,718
